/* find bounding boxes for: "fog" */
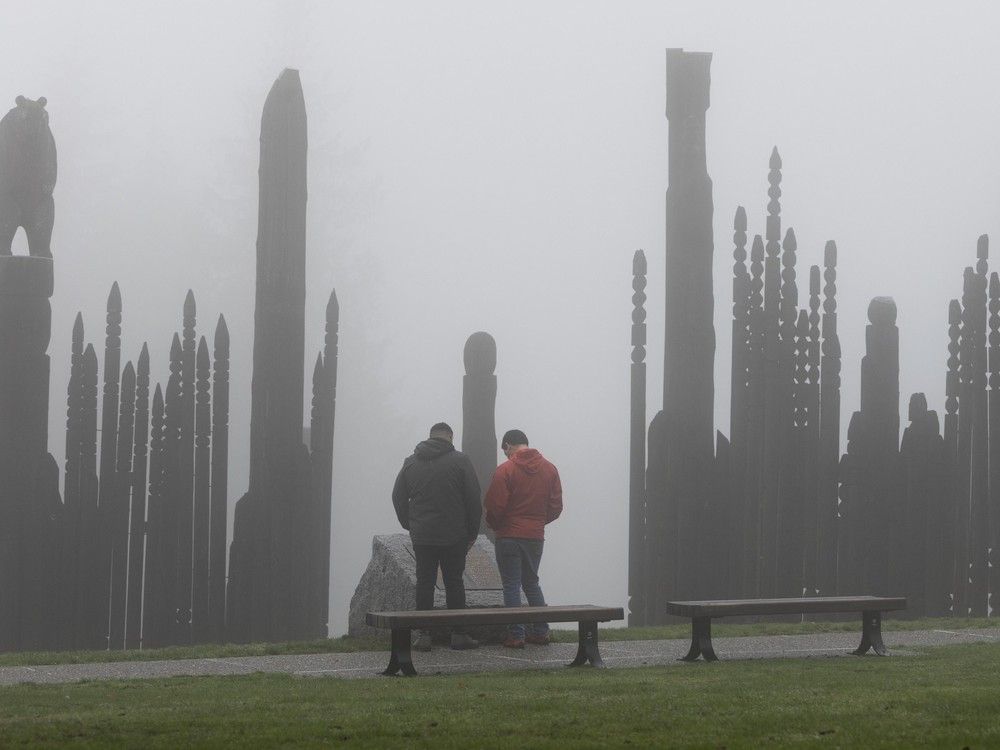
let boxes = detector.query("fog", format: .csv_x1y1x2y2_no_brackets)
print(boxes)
4,1,999,634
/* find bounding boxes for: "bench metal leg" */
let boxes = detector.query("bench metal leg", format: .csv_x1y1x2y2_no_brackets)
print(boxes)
568,620,605,668
383,627,417,676
680,616,718,662
852,610,888,656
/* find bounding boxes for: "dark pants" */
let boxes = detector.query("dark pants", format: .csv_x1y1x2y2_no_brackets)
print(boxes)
495,537,548,639
413,541,468,612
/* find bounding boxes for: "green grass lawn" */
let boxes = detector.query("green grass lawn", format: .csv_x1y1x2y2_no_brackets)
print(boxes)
0,635,390,668
0,616,994,668
1,642,997,747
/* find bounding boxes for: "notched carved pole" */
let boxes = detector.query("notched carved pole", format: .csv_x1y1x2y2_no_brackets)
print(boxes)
628,249,647,624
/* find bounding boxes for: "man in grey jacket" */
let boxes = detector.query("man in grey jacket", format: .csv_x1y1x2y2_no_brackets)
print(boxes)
392,422,482,651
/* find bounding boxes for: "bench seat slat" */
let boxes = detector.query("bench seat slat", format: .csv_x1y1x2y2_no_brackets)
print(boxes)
367,605,623,630
666,596,906,618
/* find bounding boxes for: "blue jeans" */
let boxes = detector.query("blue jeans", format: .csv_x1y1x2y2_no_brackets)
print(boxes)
495,537,548,639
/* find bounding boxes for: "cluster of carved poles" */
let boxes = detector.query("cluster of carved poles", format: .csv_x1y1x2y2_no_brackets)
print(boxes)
629,149,999,622
62,286,230,649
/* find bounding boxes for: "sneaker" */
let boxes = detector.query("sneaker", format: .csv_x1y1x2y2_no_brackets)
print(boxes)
502,636,525,649
525,633,551,645
413,631,433,652
450,633,479,650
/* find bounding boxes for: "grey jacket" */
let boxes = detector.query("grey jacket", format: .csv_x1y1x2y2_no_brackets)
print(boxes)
391,437,482,546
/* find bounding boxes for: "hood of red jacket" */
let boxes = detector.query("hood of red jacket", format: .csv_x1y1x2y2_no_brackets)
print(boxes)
510,448,545,474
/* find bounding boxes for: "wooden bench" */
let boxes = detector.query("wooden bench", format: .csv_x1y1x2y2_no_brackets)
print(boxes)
666,596,907,662
366,605,624,676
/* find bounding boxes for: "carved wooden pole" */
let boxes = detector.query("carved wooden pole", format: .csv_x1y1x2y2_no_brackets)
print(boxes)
954,268,974,614
109,360,136,648
944,298,961,613
163,333,183,644
644,410,669,623
209,316,230,643
798,308,810,541
628,249,647,624
0,254,60,649
728,208,750,597
462,330,498,537
791,306,811,595
776,226,800,597
989,273,1000,616
94,281,122,647
837,410,863,595
0,101,58,649
192,336,212,642
906,393,929,617
142,383,166,647
661,47,714,606
785,309,810,597
802,266,821,594
743,234,766,597
922,401,947,617
75,342,99,649
709,430,731,598
900,394,931,615
61,313,85,647
64,313,84,523
760,148,782,598
230,69,309,642
125,344,149,649
308,291,338,638
968,236,990,616
862,297,900,595
817,242,840,595
309,352,325,634
174,291,197,644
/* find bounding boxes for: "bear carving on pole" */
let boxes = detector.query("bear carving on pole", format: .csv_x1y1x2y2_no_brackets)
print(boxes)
0,96,57,258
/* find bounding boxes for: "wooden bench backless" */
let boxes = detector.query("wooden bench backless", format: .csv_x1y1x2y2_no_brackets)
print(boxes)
367,605,624,676
666,596,907,661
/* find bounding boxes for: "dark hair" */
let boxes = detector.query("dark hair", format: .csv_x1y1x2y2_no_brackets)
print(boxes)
501,429,528,449
429,422,453,439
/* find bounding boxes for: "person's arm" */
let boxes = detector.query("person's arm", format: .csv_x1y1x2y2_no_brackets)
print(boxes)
484,465,510,530
545,466,563,524
391,463,411,530
463,458,482,542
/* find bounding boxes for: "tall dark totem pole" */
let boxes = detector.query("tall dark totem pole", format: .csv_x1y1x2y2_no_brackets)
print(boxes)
0,95,60,651
633,49,715,626
0,252,59,651
227,69,339,643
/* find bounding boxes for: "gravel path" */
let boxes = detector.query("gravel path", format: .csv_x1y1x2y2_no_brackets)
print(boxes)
1,626,996,685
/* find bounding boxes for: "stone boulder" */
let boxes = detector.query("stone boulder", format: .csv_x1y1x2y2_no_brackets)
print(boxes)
348,534,507,642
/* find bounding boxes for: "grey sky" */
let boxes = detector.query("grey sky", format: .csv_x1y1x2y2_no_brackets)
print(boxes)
4,0,998,633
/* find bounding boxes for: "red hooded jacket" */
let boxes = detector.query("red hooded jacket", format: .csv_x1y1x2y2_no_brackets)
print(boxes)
484,448,562,540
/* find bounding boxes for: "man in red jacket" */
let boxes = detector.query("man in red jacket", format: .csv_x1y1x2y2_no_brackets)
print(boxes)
484,429,563,648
